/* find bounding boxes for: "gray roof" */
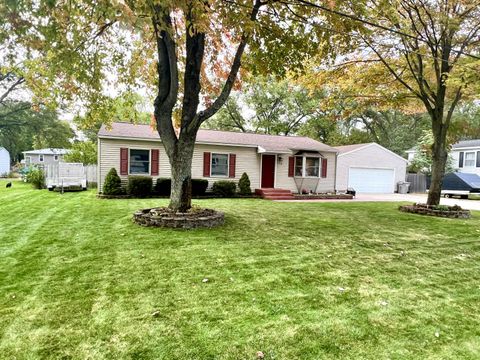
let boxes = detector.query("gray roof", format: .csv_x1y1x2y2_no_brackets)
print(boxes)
23,148,71,155
98,122,338,153
452,139,480,149
334,143,374,154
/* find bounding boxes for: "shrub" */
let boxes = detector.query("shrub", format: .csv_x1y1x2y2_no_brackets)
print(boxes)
154,178,171,196
26,167,45,189
212,180,236,197
192,179,209,196
238,172,251,195
103,168,123,195
127,175,153,197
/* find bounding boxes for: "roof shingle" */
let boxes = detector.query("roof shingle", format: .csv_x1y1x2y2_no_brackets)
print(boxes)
98,122,337,153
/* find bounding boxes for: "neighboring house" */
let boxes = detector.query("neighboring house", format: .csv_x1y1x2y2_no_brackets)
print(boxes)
0,147,10,176
23,148,70,166
97,122,338,193
406,139,480,176
450,139,480,176
335,143,408,193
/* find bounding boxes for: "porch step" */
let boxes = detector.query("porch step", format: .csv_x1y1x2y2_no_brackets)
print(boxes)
255,188,295,200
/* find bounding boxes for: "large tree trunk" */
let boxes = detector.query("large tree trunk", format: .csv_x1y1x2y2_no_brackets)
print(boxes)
168,137,195,212
427,117,448,206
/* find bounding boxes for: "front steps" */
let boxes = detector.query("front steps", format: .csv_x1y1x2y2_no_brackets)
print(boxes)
255,188,295,200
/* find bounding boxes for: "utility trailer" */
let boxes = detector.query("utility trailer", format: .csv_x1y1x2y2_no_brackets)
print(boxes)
438,172,480,199
45,162,87,191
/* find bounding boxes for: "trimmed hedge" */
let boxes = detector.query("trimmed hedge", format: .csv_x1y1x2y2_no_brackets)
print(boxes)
103,168,123,195
155,178,171,196
238,172,251,195
127,176,153,197
212,180,237,197
192,179,208,196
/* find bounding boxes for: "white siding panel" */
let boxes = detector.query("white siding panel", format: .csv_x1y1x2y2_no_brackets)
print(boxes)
0,148,10,175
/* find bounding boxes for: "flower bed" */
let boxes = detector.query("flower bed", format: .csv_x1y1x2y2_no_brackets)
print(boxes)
293,193,354,200
133,207,225,229
399,203,471,219
98,193,260,200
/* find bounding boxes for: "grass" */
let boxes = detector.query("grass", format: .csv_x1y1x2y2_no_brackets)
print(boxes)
1,180,480,359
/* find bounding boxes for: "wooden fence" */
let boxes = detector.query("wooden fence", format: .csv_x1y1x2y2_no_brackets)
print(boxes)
406,173,428,193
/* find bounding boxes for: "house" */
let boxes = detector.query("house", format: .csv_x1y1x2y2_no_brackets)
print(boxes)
450,139,480,176
0,147,10,176
23,148,70,166
334,143,407,193
97,122,338,194
406,139,480,176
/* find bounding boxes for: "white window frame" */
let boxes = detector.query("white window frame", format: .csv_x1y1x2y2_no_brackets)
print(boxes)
294,155,321,178
128,148,151,175
25,156,31,165
210,152,230,178
39,154,44,162
465,151,476,167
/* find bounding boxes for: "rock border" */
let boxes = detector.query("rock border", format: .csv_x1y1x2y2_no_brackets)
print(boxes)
399,203,471,219
293,193,353,200
133,207,225,229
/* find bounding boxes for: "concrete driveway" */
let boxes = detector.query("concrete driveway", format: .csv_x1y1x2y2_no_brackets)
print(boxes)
282,193,480,211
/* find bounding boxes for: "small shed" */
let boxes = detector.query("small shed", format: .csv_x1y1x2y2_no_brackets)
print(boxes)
0,147,10,176
335,143,408,193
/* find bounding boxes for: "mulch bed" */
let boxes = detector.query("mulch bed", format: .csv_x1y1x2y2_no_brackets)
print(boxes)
293,193,354,200
98,193,260,199
133,207,225,229
399,203,471,219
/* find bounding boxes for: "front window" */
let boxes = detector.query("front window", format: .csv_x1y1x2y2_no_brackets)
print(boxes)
305,157,320,177
25,156,31,165
129,149,150,174
211,153,228,176
465,152,475,167
295,157,303,176
39,154,44,162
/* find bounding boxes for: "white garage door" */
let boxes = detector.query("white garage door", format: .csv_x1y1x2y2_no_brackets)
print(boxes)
348,167,395,193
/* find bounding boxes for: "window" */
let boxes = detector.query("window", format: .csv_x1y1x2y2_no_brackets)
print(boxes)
25,156,31,165
39,154,44,162
295,157,303,176
465,152,475,167
305,157,320,177
211,153,228,176
129,149,150,174
294,156,320,177
54,155,59,161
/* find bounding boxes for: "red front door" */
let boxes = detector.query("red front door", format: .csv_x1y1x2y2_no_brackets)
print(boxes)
261,155,276,188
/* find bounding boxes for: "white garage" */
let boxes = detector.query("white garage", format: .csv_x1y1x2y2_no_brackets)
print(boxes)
335,143,407,194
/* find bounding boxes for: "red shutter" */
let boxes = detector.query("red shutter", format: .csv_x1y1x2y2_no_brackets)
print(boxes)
229,154,236,178
151,149,159,176
120,148,128,175
203,152,211,177
321,158,328,178
288,157,295,177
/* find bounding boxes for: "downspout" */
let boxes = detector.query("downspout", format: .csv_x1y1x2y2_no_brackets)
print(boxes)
334,151,338,193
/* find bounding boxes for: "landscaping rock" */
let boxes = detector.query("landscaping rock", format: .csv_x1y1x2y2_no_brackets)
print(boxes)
133,207,224,229
399,203,471,219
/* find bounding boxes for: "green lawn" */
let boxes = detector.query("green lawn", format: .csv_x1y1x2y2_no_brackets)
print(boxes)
1,180,480,359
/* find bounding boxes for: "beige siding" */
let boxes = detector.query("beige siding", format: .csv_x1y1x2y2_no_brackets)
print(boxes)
98,138,260,192
98,137,337,193
274,152,336,193
336,144,407,192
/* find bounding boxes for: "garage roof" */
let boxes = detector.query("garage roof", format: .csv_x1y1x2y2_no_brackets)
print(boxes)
335,142,408,162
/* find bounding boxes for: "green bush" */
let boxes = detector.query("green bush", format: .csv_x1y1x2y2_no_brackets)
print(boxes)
192,179,209,196
212,180,237,197
127,175,153,197
103,168,124,195
238,172,251,195
26,167,45,189
154,178,171,196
